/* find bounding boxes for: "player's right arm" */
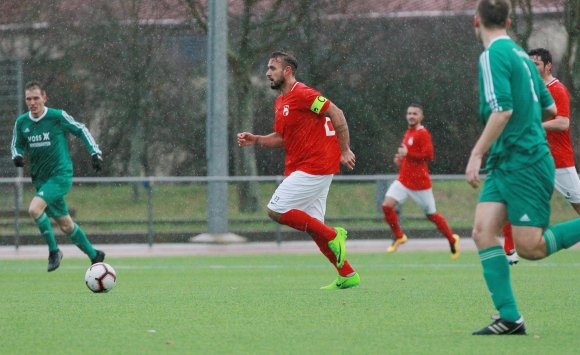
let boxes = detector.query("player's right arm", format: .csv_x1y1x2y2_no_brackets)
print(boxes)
11,119,26,166
543,115,569,132
237,132,284,148
466,110,512,188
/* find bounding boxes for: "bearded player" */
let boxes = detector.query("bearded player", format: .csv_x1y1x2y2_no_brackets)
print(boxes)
501,48,580,265
237,51,359,289
381,104,460,260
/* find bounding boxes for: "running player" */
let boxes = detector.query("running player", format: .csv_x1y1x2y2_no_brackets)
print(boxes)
381,104,460,260
237,51,359,289
467,0,580,335
502,47,580,264
11,81,105,271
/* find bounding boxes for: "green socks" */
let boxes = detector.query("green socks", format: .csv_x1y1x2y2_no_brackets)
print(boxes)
69,224,96,260
35,213,58,252
543,218,580,255
479,246,520,322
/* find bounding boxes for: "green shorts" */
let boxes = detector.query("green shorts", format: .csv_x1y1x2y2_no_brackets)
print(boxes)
33,176,72,218
479,154,555,228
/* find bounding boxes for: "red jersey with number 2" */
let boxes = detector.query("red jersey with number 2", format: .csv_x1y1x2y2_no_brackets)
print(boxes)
545,78,574,168
273,82,340,176
398,126,434,190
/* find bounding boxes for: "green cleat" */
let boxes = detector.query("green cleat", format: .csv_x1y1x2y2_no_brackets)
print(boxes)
328,227,348,268
320,272,360,290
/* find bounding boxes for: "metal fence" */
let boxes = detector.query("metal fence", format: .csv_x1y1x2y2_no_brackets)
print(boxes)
0,174,467,248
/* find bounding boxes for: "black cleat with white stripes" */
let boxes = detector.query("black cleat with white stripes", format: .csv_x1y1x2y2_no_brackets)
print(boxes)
472,316,527,335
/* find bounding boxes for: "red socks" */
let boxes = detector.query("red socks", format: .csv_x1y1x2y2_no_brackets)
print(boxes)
427,213,455,243
279,209,354,277
502,223,514,254
279,209,336,241
382,205,404,238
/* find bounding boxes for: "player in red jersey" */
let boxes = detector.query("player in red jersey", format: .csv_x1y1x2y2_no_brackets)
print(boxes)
237,51,359,289
381,104,460,260
501,48,580,265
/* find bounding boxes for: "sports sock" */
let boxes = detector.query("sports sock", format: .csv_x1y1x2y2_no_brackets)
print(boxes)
427,213,455,243
35,213,58,252
309,231,355,276
543,218,580,255
279,209,336,242
69,224,97,259
502,223,515,254
479,246,520,322
382,205,404,238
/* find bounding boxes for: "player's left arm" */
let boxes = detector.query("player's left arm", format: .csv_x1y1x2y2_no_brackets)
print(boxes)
59,111,102,156
325,102,355,170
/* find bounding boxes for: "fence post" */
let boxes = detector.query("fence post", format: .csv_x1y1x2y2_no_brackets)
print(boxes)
145,179,154,247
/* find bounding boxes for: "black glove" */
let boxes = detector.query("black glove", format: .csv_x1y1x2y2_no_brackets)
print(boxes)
91,154,103,172
13,156,24,167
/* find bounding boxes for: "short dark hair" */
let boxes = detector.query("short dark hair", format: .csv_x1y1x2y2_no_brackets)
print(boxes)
528,48,552,66
408,103,424,113
477,0,511,29
270,51,298,74
25,81,45,94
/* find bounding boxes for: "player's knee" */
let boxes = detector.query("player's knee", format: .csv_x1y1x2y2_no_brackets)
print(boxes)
57,218,75,234
28,205,42,220
471,225,487,244
267,209,281,223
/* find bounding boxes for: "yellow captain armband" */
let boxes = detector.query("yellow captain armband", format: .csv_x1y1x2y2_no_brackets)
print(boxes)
310,96,328,114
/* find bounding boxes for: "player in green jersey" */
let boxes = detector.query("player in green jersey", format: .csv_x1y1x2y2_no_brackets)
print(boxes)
11,81,105,272
466,0,580,335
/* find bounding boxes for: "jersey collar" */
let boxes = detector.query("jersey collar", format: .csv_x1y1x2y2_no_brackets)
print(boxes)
290,81,299,92
546,78,559,87
488,35,511,48
28,107,48,122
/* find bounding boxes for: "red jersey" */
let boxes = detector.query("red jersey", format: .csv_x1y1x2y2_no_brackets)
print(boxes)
398,126,434,190
545,78,574,168
273,82,340,176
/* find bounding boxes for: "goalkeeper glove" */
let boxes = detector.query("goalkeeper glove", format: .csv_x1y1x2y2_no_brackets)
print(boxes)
13,156,24,167
91,154,103,172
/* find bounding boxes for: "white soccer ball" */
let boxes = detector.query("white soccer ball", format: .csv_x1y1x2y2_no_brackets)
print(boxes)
85,262,117,293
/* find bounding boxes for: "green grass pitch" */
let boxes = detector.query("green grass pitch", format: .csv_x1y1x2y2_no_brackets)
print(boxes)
1,251,579,354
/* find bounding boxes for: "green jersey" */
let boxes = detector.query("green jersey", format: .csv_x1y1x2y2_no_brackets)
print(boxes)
478,36,554,171
11,107,101,181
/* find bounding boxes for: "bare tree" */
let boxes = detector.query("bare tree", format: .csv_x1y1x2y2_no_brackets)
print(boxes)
560,0,580,162
509,0,534,50
182,0,309,212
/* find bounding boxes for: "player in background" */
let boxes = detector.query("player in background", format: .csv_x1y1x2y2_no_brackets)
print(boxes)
381,104,460,260
237,51,359,289
11,81,105,272
501,47,580,265
467,0,580,335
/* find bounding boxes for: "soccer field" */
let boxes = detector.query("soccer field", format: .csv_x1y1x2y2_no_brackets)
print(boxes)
1,251,579,354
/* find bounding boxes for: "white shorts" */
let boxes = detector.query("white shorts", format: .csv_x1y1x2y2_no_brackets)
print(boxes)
385,180,437,215
267,171,333,222
554,167,580,204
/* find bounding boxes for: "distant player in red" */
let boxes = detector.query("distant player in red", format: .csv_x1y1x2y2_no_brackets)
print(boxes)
237,51,359,289
381,104,460,260
502,48,580,265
